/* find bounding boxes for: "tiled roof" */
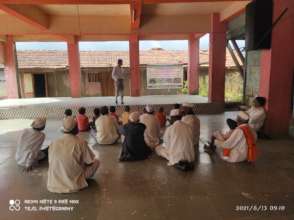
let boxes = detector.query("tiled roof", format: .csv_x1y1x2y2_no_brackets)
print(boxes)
0,49,238,69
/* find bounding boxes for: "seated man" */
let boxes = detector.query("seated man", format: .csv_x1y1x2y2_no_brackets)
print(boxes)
181,103,200,147
155,109,195,171
95,106,119,145
119,112,152,161
15,118,47,171
246,96,266,132
209,112,257,163
47,117,99,193
139,105,161,149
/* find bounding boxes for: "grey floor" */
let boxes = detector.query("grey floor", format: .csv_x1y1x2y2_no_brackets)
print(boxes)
0,113,294,220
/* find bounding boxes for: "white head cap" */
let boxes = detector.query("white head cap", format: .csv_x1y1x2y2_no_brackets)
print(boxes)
237,111,250,121
182,103,194,108
62,116,77,132
170,109,180,117
129,112,140,122
145,105,153,113
31,118,46,129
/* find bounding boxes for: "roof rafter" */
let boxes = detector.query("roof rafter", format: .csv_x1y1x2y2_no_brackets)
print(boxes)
0,4,50,31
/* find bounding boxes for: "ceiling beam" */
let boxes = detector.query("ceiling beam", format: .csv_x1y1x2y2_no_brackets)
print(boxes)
0,0,251,4
220,2,249,22
130,0,142,30
0,4,50,31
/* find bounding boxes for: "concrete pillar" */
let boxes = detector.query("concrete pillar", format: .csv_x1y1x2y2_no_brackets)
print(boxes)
0,42,4,65
259,0,294,136
4,35,19,98
208,13,226,103
188,34,200,94
129,33,140,96
67,37,81,98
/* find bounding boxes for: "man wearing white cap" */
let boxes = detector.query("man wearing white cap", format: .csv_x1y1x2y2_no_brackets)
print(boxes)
181,103,200,147
139,105,161,148
119,112,152,161
212,111,258,163
47,117,100,193
15,118,47,171
155,109,195,170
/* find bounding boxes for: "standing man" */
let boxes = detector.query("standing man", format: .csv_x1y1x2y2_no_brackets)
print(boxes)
112,59,127,105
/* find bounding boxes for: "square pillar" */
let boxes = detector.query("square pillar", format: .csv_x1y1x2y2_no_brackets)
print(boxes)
129,33,140,96
208,13,226,103
188,34,200,94
259,0,294,136
0,42,4,64
67,37,81,98
4,35,19,98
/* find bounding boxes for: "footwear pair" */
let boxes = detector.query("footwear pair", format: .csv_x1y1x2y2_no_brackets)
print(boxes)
115,100,124,105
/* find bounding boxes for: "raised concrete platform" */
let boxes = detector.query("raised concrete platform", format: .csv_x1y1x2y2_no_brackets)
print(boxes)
0,95,224,119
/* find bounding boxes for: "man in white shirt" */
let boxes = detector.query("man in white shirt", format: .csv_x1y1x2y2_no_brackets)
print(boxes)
15,118,47,171
155,109,195,170
112,59,128,105
246,96,266,132
95,106,119,145
139,105,161,149
211,112,257,163
47,117,100,193
181,103,200,147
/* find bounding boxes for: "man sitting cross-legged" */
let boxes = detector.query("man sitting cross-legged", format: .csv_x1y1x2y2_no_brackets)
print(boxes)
155,109,195,171
119,112,152,161
181,103,200,148
95,106,119,145
47,117,100,193
15,118,48,172
140,105,161,149
205,112,258,163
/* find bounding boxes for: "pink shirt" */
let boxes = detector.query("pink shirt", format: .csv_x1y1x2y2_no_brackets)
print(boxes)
76,114,89,131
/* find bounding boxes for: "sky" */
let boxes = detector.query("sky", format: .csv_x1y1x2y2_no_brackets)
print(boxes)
15,34,210,51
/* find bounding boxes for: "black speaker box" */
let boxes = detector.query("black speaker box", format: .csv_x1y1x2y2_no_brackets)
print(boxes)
246,0,273,51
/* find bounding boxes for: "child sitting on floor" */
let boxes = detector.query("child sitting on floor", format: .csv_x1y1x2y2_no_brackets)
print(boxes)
156,106,166,128
76,107,90,132
90,107,100,130
120,105,131,125
110,106,119,123
64,108,73,118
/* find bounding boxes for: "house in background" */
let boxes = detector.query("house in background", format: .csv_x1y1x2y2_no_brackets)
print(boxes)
0,48,239,98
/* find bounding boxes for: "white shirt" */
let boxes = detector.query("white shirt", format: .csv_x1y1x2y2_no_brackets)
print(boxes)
215,126,257,163
95,115,119,144
157,120,195,166
112,66,126,81
246,107,266,132
47,134,96,193
181,114,200,146
15,128,45,167
139,113,161,148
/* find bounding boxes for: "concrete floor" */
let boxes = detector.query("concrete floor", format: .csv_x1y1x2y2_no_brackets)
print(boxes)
0,113,294,220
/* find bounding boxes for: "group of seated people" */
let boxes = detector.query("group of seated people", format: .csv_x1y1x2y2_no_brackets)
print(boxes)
15,96,267,193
